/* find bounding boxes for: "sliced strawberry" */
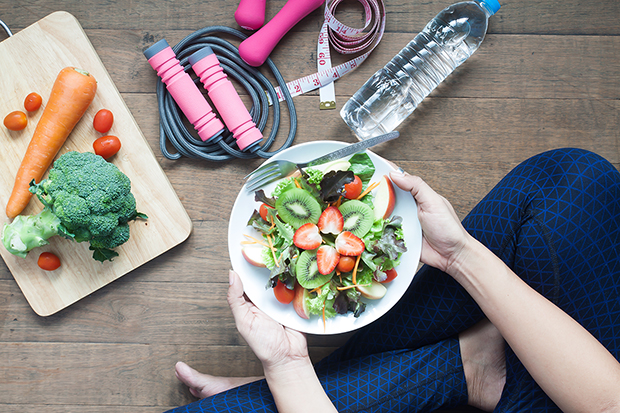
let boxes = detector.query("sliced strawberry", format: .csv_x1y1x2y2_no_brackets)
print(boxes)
316,245,340,275
335,231,365,256
293,223,322,250
318,206,344,235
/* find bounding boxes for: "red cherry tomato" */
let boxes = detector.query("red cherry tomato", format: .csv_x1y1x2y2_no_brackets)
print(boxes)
93,109,114,133
259,203,274,221
381,268,398,283
24,92,43,112
344,175,363,199
274,280,295,304
93,135,121,159
337,256,356,273
38,252,61,271
3,111,28,131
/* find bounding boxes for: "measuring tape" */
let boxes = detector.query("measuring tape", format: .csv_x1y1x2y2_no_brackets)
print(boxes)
270,0,386,107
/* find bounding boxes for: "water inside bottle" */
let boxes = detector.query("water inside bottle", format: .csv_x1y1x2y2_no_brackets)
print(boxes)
341,1,491,140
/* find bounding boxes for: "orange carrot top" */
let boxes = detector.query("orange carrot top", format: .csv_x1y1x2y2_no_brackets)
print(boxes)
6,67,97,219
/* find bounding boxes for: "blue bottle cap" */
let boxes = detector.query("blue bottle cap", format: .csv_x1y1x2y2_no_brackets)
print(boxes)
481,0,501,15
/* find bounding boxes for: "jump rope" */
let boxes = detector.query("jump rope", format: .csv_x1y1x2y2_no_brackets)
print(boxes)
145,0,385,161
146,26,297,161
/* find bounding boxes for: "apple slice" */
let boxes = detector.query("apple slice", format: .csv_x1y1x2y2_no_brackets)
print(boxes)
293,282,310,319
241,244,267,268
356,280,387,300
372,175,396,220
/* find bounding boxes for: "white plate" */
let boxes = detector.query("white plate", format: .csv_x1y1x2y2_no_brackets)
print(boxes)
228,141,422,335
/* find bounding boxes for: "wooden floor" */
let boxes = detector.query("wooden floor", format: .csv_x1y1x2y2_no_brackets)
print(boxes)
1,0,618,411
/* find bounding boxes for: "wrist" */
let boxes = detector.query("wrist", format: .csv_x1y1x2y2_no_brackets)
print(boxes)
445,232,480,280
263,355,314,382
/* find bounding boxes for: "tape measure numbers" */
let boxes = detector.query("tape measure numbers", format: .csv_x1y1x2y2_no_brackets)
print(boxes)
270,0,386,107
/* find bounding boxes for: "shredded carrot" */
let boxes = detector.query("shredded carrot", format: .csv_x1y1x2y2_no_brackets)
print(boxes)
335,196,343,208
336,283,370,291
357,181,381,200
294,179,302,189
242,234,270,248
352,254,362,284
310,285,322,294
266,234,279,267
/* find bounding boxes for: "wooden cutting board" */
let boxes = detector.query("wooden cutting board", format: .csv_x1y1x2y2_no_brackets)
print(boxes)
0,12,192,316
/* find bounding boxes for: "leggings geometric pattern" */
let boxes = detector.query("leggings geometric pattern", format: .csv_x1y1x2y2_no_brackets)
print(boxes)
166,148,620,413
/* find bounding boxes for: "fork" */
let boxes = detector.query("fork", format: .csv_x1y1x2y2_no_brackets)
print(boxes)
244,131,400,191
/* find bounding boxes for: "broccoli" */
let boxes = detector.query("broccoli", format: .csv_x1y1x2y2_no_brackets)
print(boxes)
2,151,147,262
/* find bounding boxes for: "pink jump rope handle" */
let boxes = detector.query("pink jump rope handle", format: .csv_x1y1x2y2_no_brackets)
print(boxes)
144,39,224,141
235,0,267,31
239,0,325,67
190,47,263,151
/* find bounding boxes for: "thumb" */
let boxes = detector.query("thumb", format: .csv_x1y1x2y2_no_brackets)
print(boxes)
389,171,433,203
227,270,249,320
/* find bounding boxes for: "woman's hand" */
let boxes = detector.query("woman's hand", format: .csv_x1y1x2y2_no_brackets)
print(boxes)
227,270,309,370
390,171,472,274
228,270,338,412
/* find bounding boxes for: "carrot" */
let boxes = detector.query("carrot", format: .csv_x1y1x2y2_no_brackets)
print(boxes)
6,67,97,219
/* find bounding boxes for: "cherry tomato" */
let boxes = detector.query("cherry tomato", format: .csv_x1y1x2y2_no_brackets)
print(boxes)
259,203,274,222
24,92,42,112
3,111,28,131
93,135,121,159
380,268,398,283
337,256,356,273
38,252,61,271
273,280,295,304
93,109,114,133
344,175,363,199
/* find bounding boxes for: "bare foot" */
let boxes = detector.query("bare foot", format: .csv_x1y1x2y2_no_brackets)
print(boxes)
459,319,507,411
175,361,264,399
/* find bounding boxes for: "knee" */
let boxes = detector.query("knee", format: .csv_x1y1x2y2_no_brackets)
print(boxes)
520,148,619,192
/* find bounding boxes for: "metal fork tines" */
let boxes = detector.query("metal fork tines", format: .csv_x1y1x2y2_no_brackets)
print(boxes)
244,131,400,192
244,160,295,192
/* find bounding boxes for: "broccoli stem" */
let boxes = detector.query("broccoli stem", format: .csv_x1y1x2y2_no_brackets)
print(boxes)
2,208,61,258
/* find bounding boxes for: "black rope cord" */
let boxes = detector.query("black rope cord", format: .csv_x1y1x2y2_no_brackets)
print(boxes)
154,26,297,161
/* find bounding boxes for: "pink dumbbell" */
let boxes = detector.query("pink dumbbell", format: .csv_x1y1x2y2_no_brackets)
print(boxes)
189,47,263,151
235,0,266,31
239,0,325,67
144,39,224,142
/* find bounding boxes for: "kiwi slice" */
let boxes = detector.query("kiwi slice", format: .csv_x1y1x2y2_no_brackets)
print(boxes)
275,188,321,229
339,200,374,237
295,250,333,289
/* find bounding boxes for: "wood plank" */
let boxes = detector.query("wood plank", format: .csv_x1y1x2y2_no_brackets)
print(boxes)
79,30,620,100
121,93,618,170
0,278,352,347
1,0,618,35
0,342,335,406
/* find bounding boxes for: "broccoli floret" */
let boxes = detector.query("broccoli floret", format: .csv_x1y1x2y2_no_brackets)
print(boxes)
2,151,146,262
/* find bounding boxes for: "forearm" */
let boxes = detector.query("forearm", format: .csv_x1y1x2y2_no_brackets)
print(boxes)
263,358,338,413
451,235,620,412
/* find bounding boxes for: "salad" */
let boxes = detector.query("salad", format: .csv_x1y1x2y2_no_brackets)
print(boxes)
241,153,407,323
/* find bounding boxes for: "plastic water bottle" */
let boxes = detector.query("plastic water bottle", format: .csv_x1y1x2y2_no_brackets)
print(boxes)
340,0,500,140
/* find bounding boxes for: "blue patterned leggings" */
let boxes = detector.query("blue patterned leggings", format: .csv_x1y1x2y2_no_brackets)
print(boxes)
167,148,620,412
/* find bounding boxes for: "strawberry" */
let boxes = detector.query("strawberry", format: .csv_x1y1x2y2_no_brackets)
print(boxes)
318,206,344,235
335,231,365,256
316,245,340,275
293,223,322,250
